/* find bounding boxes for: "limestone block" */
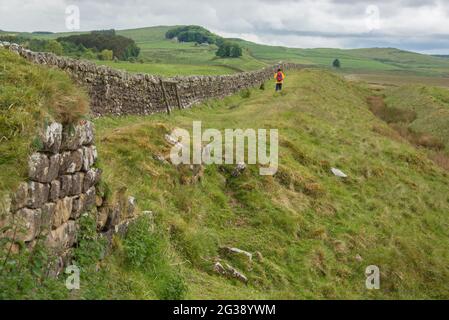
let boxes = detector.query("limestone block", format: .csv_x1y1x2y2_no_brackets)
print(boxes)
61,121,94,150
59,175,72,198
13,208,42,242
71,194,86,219
41,202,56,234
71,172,85,196
106,205,121,230
52,197,73,229
127,196,136,219
27,182,49,209
97,207,108,231
39,122,62,154
46,221,77,251
28,153,49,183
47,154,61,182
49,180,61,202
59,150,83,174
79,121,95,146
83,168,101,192
11,182,28,211
85,187,96,212
82,146,98,171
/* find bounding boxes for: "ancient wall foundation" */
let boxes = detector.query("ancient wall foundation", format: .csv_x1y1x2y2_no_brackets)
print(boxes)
0,120,136,276
0,42,301,117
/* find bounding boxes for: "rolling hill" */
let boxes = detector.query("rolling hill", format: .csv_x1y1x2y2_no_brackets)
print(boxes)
4,26,449,79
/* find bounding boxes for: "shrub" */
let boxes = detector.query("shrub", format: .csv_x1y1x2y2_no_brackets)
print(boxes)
166,25,219,44
122,215,188,299
73,213,107,268
158,273,188,300
0,235,67,299
333,58,341,68
216,41,243,58
57,30,140,60
98,49,114,61
240,89,252,99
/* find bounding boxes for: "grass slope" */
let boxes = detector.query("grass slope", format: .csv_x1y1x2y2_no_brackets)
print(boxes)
0,48,88,203
77,69,449,299
383,85,449,151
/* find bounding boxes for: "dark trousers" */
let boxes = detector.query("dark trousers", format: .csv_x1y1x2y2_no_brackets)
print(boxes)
276,83,283,91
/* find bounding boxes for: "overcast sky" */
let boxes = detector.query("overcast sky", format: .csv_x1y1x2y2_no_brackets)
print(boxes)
1,0,448,54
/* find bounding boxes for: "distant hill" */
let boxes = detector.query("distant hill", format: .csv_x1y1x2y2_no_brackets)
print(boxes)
6,25,449,77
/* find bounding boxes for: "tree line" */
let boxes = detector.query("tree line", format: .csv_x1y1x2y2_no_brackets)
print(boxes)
165,25,243,58
0,30,140,61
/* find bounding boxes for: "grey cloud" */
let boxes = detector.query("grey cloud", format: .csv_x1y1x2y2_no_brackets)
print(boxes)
0,0,448,53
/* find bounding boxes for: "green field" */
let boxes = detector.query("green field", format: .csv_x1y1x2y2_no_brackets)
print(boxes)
6,26,449,80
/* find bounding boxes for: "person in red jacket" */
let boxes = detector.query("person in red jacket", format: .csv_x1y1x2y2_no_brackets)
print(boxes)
274,68,285,91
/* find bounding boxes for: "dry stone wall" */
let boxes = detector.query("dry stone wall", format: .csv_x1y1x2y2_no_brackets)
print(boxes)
0,42,300,274
0,120,136,276
1,42,302,117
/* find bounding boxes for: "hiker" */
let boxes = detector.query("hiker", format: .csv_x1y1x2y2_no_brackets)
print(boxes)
274,68,285,91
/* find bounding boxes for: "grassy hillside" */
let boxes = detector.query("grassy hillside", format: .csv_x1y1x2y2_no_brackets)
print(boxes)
384,85,449,151
9,26,449,79
67,69,449,300
0,48,88,200
235,40,449,76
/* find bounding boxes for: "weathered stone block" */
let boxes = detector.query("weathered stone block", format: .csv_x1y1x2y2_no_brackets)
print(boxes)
106,204,121,230
11,182,28,211
46,220,77,251
13,208,42,242
61,121,94,151
28,153,60,183
127,196,137,219
71,172,85,196
79,120,95,146
71,194,86,219
97,207,108,231
85,187,96,212
52,197,73,229
83,168,101,192
59,150,83,174
49,180,61,202
27,182,49,209
41,202,56,234
95,195,103,207
47,154,60,182
47,250,72,278
28,153,49,183
39,122,62,154
61,126,82,151
59,175,72,198
82,146,98,171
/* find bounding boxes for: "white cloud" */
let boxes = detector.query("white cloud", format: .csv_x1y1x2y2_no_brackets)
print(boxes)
0,0,448,53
